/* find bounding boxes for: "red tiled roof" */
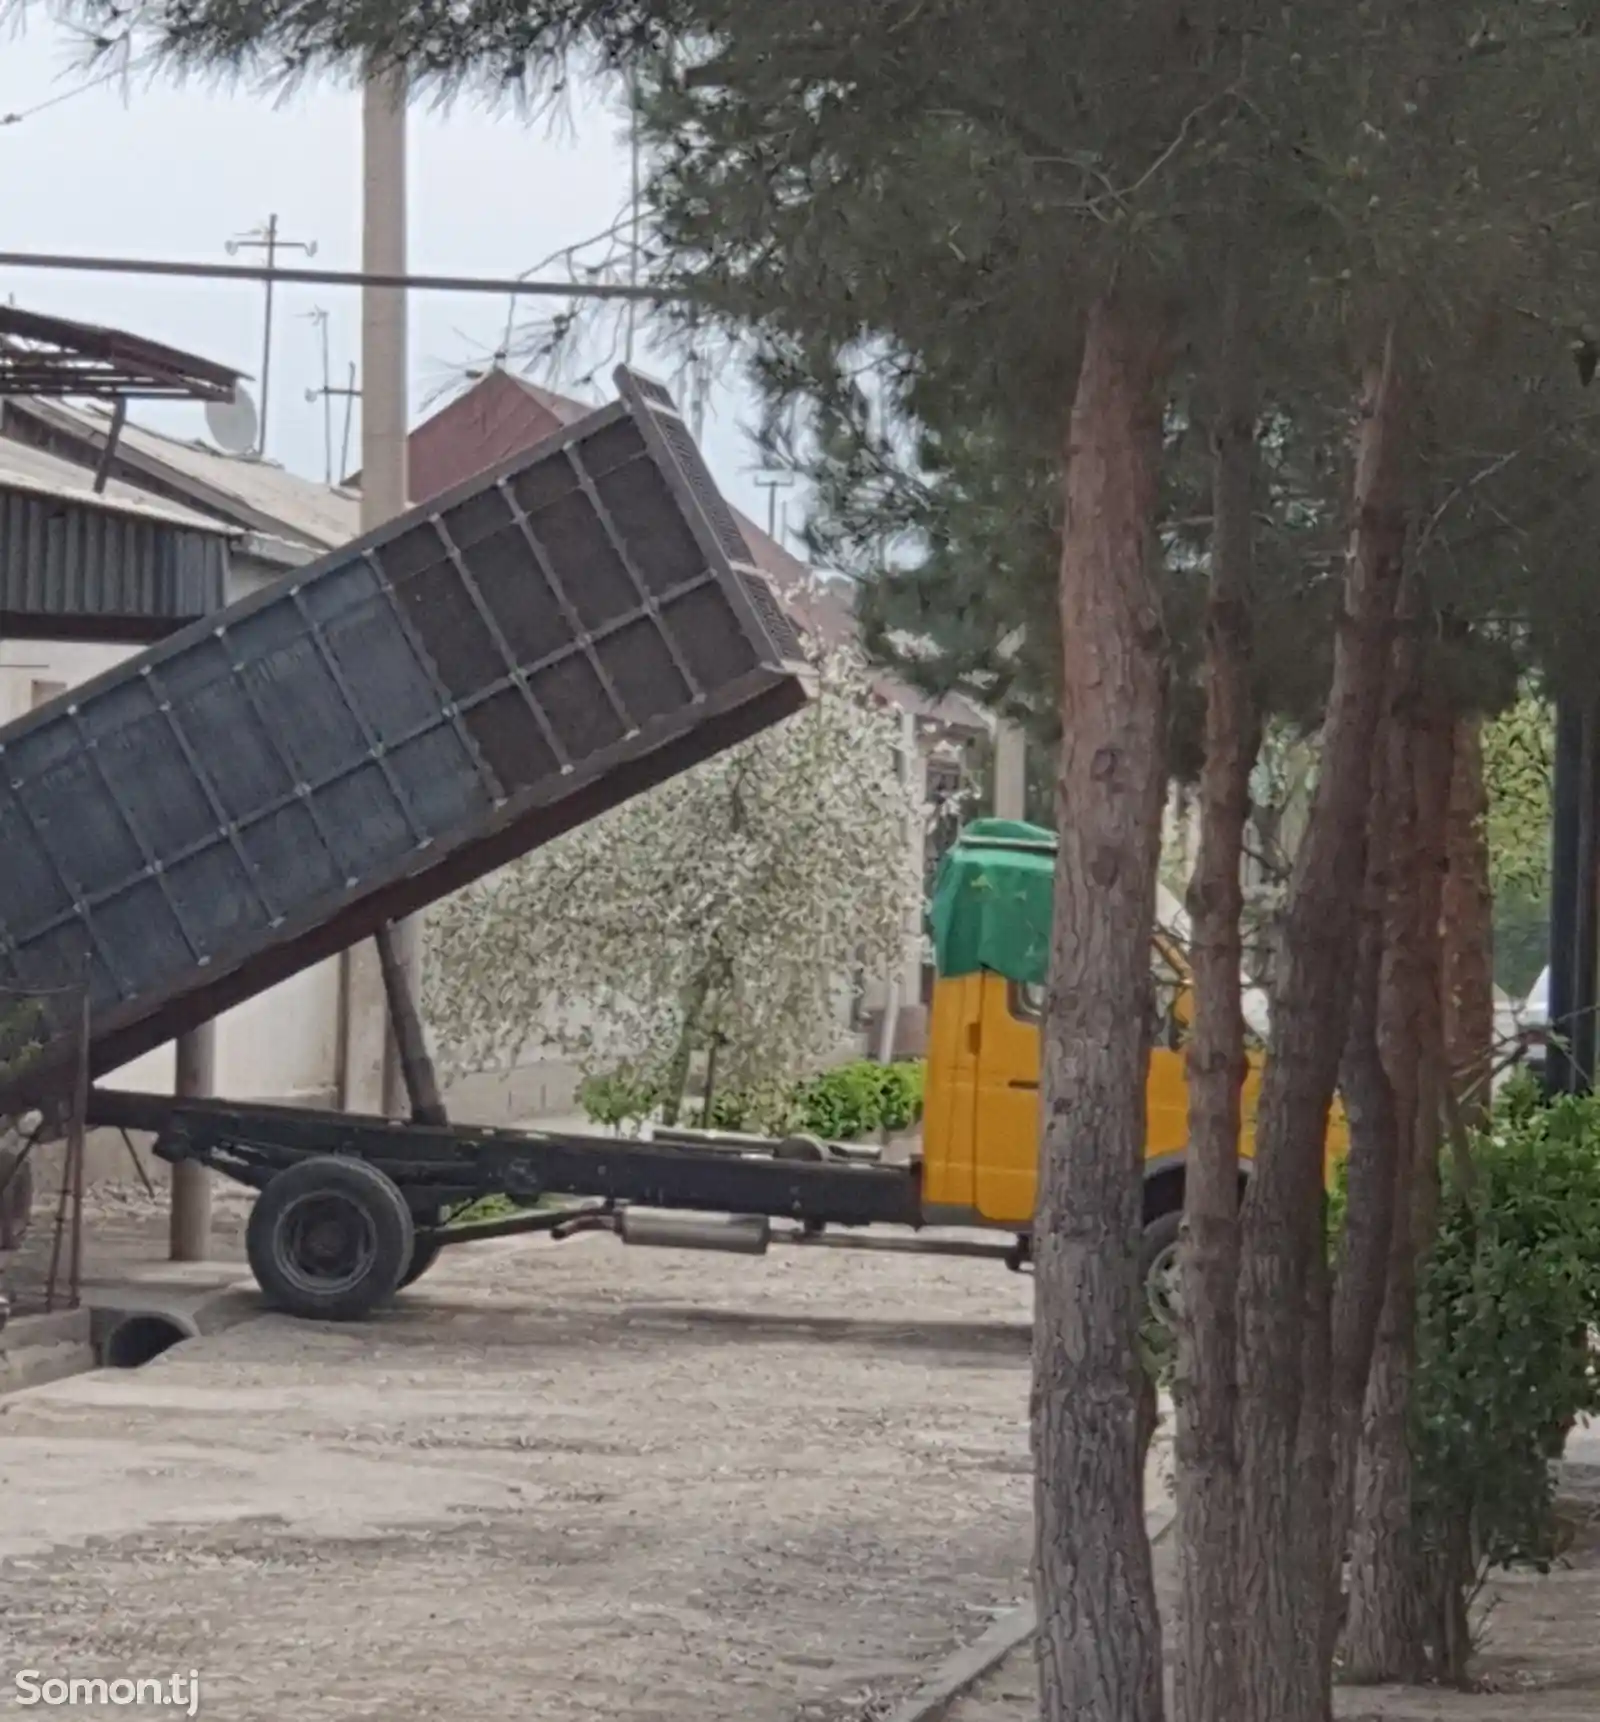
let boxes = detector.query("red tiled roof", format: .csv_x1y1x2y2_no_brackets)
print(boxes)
401,369,985,732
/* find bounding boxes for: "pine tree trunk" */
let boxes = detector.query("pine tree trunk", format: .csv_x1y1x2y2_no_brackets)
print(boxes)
1033,292,1170,1722
1288,1224,1336,1722
1174,267,1259,1722
1441,715,1494,1127
1236,337,1407,1722
1343,676,1453,1684
1409,705,1452,1251
1325,723,1401,1669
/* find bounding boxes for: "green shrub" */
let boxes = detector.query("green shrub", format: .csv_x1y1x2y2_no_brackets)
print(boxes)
790,1062,881,1140
874,1060,926,1132
1412,1089,1600,1587
576,1065,659,1131
579,1055,927,1143
791,1058,927,1141
699,1088,753,1131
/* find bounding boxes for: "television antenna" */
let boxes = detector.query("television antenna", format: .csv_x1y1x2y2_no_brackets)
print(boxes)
224,214,317,457
302,307,335,483
753,471,795,540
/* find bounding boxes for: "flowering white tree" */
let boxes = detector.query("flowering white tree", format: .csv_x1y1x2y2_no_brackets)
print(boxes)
424,646,923,1123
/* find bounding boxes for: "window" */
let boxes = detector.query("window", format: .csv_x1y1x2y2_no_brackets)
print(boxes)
1008,948,1188,1049
1151,945,1188,1051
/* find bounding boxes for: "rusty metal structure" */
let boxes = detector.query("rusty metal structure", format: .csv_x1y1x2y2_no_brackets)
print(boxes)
0,306,241,402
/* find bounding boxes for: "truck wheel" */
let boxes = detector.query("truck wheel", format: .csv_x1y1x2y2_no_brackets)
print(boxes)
247,1156,414,1321
1140,1209,1184,1331
399,1234,443,1289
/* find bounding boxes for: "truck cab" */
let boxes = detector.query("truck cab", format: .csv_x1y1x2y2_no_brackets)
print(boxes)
919,818,1340,1303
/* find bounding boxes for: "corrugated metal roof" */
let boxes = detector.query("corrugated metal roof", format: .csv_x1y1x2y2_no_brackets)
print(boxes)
3,397,360,551
0,439,230,640
0,436,237,534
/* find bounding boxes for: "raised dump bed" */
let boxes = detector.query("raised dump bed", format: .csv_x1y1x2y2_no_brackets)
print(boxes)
0,367,807,1111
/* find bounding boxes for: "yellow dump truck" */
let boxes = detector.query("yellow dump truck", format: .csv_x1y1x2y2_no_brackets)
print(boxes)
94,817,1328,1322
916,816,1352,1306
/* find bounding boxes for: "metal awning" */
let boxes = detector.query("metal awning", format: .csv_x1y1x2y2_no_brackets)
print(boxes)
0,307,242,401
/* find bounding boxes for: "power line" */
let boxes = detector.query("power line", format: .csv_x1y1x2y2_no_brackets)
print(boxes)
0,249,667,302
0,59,143,128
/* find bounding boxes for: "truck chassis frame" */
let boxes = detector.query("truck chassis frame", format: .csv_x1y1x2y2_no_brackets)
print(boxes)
86,1088,1024,1321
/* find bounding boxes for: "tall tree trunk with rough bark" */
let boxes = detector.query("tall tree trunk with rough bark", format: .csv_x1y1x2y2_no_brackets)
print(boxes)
1343,671,1454,1684
1236,337,1408,1722
1033,293,1170,1722
1409,704,1452,1249
1441,715,1495,1126
1175,268,1260,1722
1324,720,1401,1671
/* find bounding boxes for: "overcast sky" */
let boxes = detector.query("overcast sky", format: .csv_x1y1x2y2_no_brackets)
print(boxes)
0,17,794,536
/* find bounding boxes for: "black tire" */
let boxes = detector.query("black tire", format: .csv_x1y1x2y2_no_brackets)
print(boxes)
246,1156,415,1321
1139,1208,1184,1330
398,1234,444,1290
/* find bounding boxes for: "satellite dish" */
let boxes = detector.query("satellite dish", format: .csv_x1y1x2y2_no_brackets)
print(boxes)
205,383,259,456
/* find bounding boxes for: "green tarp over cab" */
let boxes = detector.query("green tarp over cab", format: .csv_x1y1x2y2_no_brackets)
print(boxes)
926,818,1057,987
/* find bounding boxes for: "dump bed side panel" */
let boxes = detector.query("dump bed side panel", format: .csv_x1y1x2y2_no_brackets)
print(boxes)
0,369,805,1108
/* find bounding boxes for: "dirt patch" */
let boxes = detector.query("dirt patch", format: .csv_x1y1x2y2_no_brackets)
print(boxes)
0,1228,1036,1721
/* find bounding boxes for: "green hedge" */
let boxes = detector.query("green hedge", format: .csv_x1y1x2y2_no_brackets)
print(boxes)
791,1059,925,1138
580,1057,927,1141
1413,1076,1600,1577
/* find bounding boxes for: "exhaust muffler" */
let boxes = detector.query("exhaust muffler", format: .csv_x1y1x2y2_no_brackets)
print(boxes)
615,1210,771,1255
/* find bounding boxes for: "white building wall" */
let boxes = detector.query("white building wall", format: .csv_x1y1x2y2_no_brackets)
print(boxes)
0,638,342,1108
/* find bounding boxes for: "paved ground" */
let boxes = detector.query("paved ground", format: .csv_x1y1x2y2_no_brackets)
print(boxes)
9,1171,1595,1720
948,1466,1600,1722
0,1214,1040,1721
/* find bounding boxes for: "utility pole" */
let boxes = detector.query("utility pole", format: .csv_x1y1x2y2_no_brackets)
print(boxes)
754,472,794,541
689,360,709,444
302,307,335,484
993,626,1029,822
625,71,642,365
338,362,359,484
994,723,1028,821
226,214,317,458
302,315,363,486
339,62,438,1124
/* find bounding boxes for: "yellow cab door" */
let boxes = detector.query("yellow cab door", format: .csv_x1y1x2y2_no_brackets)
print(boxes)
965,940,1194,1227
918,973,985,1213
970,972,1043,1225
1146,937,1194,1160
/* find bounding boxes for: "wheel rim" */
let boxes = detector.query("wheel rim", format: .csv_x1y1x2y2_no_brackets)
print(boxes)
1146,1240,1183,1329
276,1190,379,1297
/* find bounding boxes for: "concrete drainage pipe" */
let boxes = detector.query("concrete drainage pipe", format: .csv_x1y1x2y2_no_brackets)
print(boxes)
100,1312,195,1369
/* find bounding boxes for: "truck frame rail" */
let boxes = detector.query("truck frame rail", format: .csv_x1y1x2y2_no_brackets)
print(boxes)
87,1086,927,1319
